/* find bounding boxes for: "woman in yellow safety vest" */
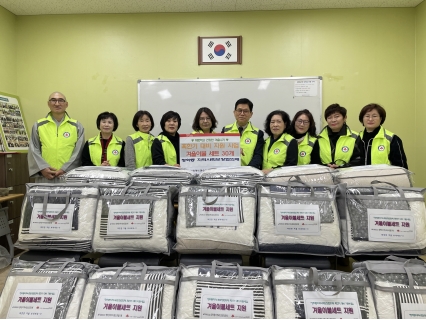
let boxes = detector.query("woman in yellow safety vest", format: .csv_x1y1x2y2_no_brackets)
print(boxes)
311,104,360,168
357,103,408,169
152,111,181,166
288,109,317,165
262,110,298,174
82,112,125,167
124,110,155,170
191,107,218,133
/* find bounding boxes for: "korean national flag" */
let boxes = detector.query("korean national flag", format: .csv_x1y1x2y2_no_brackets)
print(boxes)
202,38,239,63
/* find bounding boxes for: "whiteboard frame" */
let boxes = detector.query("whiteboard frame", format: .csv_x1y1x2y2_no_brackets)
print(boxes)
138,76,323,136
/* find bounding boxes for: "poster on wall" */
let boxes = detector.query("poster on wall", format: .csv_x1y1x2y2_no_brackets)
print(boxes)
0,91,29,152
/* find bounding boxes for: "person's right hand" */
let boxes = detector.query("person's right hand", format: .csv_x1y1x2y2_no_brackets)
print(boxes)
41,167,57,180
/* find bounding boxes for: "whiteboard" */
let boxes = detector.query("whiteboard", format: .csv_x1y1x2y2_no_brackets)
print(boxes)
138,77,322,136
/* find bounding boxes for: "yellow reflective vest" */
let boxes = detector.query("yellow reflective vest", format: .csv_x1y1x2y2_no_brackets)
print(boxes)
223,122,259,166
318,126,358,166
157,134,177,165
263,133,295,169
37,113,78,170
359,126,393,165
297,134,317,165
88,133,123,166
128,131,154,168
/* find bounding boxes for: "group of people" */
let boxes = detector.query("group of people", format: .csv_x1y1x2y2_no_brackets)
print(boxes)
27,92,408,183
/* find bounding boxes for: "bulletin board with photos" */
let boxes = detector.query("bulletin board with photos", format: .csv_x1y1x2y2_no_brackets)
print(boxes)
0,92,29,152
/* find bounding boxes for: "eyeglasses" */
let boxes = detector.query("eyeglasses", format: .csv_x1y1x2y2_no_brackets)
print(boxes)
235,109,250,114
296,120,310,125
199,117,211,121
49,98,66,104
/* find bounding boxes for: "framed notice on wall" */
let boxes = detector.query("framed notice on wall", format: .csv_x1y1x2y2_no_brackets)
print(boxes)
198,36,242,65
0,91,29,152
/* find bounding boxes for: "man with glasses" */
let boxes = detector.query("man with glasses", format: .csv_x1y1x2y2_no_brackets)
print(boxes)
221,98,264,169
28,92,85,182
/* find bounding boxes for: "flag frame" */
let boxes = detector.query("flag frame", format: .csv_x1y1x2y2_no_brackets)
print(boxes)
198,36,242,65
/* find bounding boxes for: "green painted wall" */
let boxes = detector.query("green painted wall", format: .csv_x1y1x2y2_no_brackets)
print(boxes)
0,6,16,94
416,2,426,188
12,8,419,183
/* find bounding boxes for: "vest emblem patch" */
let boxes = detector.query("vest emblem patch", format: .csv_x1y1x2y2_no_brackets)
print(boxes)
300,151,307,157
112,149,119,155
244,138,251,144
63,132,70,138
341,146,349,153
378,145,385,151
273,148,280,154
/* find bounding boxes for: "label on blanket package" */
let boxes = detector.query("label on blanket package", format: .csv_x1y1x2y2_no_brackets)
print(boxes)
107,204,150,235
400,303,426,318
29,203,75,234
303,291,361,319
274,204,321,235
367,209,416,243
200,288,254,318
7,283,62,319
196,197,240,226
94,289,152,319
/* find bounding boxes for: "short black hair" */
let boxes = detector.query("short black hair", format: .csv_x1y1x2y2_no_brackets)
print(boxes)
235,98,253,112
160,111,181,132
96,112,118,131
359,103,386,125
264,110,291,137
192,107,218,132
132,110,154,131
288,109,317,137
324,103,347,119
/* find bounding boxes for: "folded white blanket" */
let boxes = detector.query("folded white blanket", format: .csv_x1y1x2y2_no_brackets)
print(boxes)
15,184,99,251
257,185,341,255
334,165,413,187
265,165,334,185
0,260,95,319
373,281,426,319
273,268,377,319
344,191,426,254
176,265,273,319
130,165,195,186
197,166,265,186
175,185,255,254
78,268,177,319
65,166,130,185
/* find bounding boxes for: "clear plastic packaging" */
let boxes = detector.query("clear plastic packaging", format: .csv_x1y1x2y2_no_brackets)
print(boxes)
176,261,273,319
65,166,130,185
355,257,426,319
333,165,413,187
92,184,177,254
265,164,334,185
197,166,264,186
130,165,196,186
0,259,97,319
175,185,256,254
79,264,179,319
341,185,426,255
272,266,377,319
257,182,343,256
15,183,99,252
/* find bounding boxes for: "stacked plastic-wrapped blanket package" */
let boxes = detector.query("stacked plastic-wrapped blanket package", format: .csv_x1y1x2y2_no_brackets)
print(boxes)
272,266,377,319
92,184,177,254
79,263,179,319
355,257,426,319
257,181,343,256
0,259,97,318
176,261,274,318
15,183,99,252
